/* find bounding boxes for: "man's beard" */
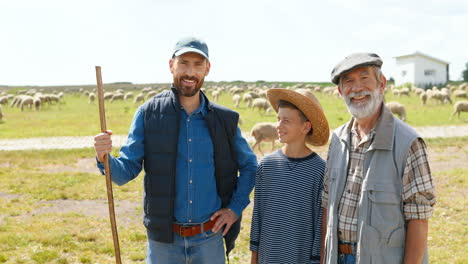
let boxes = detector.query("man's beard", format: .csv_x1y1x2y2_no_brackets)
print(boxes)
343,88,383,119
173,75,204,97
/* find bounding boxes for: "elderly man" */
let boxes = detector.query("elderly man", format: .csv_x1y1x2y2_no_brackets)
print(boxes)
94,37,257,264
320,53,436,264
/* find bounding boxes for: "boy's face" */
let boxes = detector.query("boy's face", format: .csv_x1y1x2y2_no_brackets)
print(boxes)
276,107,311,144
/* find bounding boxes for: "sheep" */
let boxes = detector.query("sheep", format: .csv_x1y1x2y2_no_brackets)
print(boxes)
0,96,8,105
233,94,241,108
33,95,41,111
413,87,425,96
398,88,410,97
134,93,145,104
386,101,406,121
450,101,468,120
10,95,25,108
103,92,114,100
250,122,278,155
420,92,427,105
124,92,134,100
110,93,124,103
252,98,270,112
20,96,34,111
243,93,253,107
212,90,220,102
453,90,467,99
88,92,96,104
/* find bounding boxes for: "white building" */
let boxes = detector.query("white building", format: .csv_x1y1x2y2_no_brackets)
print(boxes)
394,52,449,88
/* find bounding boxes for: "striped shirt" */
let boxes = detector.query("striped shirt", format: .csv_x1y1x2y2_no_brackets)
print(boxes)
250,149,325,264
322,118,436,242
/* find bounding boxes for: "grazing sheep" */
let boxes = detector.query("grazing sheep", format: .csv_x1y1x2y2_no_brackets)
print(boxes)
233,94,241,108
386,101,406,121
48,94,60,104
392,89,401,96
243,93,253,107
252,98,269,112
440,91,452,104
420,92,427,105
88,92,96,104
453,90,467,99
134,93,145,104
103,92,114,100
20,96,34,111
250,122,278,155
413,87,425,96
399,88,410,97
450,101,468,120
10,95,25,108
110,93,124,103
33,96,41,111
124,92,134,100
212,90,220,102
0,96,8,105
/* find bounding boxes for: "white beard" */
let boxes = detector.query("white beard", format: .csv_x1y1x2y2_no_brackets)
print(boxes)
344,88,383,119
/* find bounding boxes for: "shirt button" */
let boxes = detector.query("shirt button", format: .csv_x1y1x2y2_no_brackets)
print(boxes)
188,219,192,223
188,138,192,142
189,159,192,163
187,119,190,122
189,180,192,184
189,200,192,204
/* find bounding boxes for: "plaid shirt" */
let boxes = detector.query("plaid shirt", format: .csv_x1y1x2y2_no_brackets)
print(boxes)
322,119,436,243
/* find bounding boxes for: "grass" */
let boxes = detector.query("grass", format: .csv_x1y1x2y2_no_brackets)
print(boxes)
0,141,466,263
0,86,466,139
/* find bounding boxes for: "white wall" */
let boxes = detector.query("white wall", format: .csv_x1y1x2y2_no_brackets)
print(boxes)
413,56,447,88
395,57,415,86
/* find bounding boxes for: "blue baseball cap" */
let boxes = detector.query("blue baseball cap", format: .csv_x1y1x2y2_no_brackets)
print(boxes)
172,37,209,60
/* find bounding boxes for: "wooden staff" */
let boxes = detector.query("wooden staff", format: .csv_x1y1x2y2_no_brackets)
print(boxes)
95,66,122,264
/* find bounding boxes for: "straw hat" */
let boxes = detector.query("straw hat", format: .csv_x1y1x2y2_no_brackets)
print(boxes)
267,88,329,146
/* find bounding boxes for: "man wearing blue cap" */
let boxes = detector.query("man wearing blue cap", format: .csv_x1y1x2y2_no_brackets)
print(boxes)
320,53,436,264
94,37,257,264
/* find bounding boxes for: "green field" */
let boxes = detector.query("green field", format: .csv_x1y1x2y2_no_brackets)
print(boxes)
0,84,467,139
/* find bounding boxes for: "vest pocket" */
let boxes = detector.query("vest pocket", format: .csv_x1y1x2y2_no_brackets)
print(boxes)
367,185,403,244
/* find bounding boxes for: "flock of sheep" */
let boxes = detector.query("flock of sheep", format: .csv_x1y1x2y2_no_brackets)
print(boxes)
0,89,64,121
0,82,467,153
385,83,468,121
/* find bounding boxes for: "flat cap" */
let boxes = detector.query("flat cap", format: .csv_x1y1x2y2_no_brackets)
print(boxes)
331,53,383,84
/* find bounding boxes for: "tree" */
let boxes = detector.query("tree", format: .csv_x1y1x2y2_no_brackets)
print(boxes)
463,62,468,82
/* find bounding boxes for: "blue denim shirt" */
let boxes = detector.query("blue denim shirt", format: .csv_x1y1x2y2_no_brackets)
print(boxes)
97,95,257,223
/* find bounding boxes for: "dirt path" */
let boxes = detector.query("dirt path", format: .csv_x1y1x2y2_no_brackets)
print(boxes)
0,125,467,151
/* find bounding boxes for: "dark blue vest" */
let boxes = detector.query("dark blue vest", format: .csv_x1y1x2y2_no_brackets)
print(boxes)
141,88,241,255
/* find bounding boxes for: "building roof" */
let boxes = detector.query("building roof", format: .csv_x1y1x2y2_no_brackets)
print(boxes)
394,51,449,65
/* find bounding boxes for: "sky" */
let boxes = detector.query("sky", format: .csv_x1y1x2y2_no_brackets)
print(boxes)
1,0,467,86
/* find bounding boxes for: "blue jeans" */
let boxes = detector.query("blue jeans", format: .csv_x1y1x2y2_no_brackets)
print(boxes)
338,253,355,264
146,229,225,264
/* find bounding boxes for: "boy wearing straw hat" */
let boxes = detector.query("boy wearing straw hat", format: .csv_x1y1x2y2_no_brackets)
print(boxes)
250,89,329,264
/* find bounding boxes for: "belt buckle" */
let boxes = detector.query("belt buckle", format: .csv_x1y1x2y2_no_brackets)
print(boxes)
178,224,189,237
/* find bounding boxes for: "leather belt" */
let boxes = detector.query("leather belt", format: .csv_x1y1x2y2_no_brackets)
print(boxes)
338,243,355,255
173,219,216,237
